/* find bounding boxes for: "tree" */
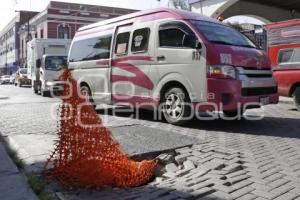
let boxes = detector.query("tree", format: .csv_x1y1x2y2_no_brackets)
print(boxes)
168,0,190,10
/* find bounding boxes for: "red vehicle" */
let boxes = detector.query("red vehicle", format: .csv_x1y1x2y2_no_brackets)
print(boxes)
266,20,300,111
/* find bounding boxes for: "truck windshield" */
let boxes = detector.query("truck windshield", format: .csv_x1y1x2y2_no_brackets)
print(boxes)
45,56,67,71
190,20,256,48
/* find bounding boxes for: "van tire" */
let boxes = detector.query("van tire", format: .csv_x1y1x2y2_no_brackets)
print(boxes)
161,87,192,126
80,85,96,109
293,87,300,111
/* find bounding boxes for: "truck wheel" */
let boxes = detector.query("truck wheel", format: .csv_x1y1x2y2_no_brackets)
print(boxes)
41,90,50,97
80,85,96,108
162,87,192,125
293,87,300,111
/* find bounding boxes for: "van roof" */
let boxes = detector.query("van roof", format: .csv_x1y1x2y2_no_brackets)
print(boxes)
79,8,219,32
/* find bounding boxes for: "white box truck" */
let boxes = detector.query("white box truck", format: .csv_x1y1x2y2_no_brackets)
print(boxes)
27,38,71,96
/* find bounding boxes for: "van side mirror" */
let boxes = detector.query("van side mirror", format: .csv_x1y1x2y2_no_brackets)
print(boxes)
195,41,202,50
36,59,41,68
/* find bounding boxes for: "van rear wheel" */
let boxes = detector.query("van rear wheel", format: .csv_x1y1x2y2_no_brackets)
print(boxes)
162,87,192,126
293,87,300,111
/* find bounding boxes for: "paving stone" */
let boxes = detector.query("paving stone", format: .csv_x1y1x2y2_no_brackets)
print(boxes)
273,192,299,200
237,193,257,200
268,179,291,189
190,187,215,198
227,175,251,185
157,153,174,164
165,163,179,173
269,184,295,199
231,186,256,199
213,184,236,193
251,189,275,199
251,183,273,192
232,180,254,191
208,191,233,200
265,173,285,183
183,160,195,170
175,154,190,165
223,163,243,173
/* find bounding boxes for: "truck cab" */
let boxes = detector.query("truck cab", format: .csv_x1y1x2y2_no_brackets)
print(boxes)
27,38,71,96
266,20,300,111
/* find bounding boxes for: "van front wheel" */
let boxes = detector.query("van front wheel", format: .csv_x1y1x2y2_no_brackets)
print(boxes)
162,87,192,126
293,87,300,111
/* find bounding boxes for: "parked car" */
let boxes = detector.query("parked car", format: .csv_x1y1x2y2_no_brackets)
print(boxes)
10,73,16,84
266,20,300,111
15,68,31,87
69,8,278,125
0,75,10,84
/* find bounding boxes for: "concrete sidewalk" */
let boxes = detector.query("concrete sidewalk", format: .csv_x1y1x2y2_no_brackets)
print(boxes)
0,138,38,200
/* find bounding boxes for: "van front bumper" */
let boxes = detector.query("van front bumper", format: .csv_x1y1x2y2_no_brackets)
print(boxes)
195,78,279,112
44,81,65,92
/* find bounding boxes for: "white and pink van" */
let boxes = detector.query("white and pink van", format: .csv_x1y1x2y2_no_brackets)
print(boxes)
68,8,278,125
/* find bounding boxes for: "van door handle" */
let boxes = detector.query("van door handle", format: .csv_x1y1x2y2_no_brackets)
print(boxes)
157,55,166,61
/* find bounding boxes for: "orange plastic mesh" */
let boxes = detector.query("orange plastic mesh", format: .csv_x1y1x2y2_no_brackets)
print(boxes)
45,70,157,188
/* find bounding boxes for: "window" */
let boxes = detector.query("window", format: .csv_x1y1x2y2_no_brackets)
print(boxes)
278,48,300,65
40,29,44,39
58,25,70,39
159,22,197,48
278,49,294,64
191,20,256,48
131,28,150,53
115,32,130,55
69,35,112,62
45,56,67,71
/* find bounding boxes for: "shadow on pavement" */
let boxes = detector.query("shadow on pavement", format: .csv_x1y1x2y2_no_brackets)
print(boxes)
96,107,300,139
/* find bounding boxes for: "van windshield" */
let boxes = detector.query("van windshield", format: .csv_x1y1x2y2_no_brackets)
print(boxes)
20,69,27,74
190,20,256,48
45,56,67,71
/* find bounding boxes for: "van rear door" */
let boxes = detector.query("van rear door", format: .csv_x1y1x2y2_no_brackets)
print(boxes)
112,22,155,105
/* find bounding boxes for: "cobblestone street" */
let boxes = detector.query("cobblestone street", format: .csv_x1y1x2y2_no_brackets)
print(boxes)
1,85,300,200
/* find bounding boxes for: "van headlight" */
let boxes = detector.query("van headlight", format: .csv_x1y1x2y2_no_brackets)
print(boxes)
45,81,54,86
207,65,237,79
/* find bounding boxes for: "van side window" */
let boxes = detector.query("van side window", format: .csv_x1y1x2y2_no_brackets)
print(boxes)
278,49,294,64
159,22,197,49
131,28,150,53
69,35,112,62
115,32,130,55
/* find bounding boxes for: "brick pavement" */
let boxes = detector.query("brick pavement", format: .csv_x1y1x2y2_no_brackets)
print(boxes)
1,96,300,199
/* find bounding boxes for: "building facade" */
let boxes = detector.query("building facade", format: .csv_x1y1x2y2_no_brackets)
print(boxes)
18,1,137,67
0,11,37,75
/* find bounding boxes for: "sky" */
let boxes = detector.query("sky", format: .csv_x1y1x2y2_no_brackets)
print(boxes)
0,0,264,30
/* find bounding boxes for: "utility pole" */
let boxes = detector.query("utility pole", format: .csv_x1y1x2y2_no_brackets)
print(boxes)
25,13,30,68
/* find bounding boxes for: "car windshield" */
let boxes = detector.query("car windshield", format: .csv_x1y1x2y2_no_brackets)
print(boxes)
45,56,67,71
20,69,27,74
190,20,256,48
3,75,10,78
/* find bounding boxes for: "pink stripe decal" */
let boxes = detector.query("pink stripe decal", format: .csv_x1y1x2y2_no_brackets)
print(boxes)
96,56,154,90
